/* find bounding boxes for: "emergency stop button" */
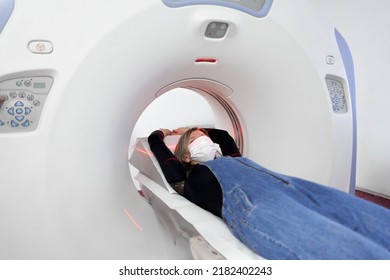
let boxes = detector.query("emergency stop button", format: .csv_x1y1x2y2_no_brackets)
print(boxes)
28,40,53,54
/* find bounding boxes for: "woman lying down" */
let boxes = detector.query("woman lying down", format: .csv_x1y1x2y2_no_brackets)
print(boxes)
148,127,390,260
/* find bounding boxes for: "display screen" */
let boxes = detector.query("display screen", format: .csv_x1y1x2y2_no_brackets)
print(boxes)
167,0,265,11
162,0,272,18
33,82,46,89
222,0,266,11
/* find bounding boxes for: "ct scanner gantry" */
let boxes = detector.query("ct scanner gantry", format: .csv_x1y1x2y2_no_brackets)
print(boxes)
0,0,356,259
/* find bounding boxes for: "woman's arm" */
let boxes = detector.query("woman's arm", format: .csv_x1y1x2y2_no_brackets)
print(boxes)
148,130,186,183
207,128,241,157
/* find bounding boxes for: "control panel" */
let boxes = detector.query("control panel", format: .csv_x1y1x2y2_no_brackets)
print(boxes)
0,76,53,132
326,78,347,114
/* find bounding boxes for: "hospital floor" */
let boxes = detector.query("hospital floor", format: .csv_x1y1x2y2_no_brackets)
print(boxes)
355,189,390,209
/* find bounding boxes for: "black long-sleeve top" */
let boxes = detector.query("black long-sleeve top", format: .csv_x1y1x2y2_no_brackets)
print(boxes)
148,129,241,218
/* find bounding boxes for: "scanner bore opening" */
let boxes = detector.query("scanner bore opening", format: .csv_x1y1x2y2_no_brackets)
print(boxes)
129,86,244,190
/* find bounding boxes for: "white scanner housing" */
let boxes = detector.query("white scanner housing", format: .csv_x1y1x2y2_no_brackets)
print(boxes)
0,0,356,259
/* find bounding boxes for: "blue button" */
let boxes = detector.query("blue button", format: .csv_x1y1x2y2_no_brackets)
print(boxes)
16,108,23,115
7,107,15,115
21,120,30,127
11,120,19,127
15,101,24,107
25,107,32,115
15,115,25,122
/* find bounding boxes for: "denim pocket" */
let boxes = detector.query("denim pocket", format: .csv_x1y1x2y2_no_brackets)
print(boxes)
229,186,254,215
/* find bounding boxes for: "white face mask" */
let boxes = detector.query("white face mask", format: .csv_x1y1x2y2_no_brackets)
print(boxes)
188,135,222,162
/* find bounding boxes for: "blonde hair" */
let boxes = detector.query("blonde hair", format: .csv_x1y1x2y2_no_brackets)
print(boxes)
174,127,209,164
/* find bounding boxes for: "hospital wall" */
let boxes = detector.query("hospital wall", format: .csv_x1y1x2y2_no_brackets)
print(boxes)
133,0,390,199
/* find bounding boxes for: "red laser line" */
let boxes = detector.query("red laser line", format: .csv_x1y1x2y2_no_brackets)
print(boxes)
123,208,143,232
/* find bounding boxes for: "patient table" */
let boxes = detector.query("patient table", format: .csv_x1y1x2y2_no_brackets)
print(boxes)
129,136,263,259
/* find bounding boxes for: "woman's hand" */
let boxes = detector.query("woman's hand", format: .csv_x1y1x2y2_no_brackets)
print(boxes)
172,127,189,135
159,129,173,137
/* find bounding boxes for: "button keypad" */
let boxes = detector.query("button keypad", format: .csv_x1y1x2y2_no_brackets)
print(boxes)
0,76,53,133
1,93,39,129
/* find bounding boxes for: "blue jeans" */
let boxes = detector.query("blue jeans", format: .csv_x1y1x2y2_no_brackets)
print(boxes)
203,157,390,259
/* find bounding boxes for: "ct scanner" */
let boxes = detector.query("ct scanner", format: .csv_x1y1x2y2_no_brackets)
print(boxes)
0,0,356,259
